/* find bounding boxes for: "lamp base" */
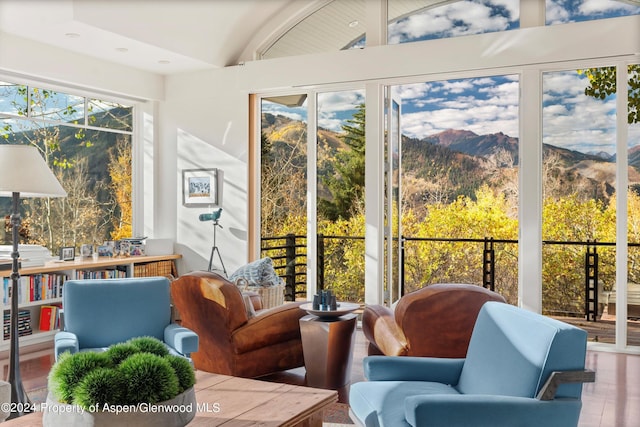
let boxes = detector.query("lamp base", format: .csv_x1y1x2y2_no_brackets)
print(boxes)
6,191,33,420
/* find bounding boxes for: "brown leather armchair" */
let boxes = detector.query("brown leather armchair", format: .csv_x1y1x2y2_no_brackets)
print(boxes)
363,283,506,358
171,271,306,378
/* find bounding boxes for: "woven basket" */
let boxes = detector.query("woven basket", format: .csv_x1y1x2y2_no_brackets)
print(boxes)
240,282,285,309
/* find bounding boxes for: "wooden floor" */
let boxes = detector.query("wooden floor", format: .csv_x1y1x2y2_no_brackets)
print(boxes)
2,327,639,427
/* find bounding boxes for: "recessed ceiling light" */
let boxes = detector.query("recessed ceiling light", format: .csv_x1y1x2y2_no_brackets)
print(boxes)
65,32,80,38
158,60,171,65
115,47,129,53
348,20,359,28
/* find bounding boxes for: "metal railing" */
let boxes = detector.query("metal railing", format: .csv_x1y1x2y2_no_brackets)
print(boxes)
261,233,639,321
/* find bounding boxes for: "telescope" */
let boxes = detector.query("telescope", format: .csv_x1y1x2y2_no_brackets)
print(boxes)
199,208,222,222
199,208,226,275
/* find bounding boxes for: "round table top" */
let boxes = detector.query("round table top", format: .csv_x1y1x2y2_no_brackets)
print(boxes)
299,301,360,318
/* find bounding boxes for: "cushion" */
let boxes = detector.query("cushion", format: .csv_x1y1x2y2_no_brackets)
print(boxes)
229,257,284,287
350,381,460,427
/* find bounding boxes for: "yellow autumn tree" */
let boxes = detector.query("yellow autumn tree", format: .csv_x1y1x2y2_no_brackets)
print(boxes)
109,139,132,240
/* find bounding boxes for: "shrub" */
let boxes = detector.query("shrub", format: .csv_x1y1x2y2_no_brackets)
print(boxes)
48,337,193,410
165,355,195,393
118,352,180,404
104,342,139,365
73,367,125,409
48,352,113,404
127,336,170,357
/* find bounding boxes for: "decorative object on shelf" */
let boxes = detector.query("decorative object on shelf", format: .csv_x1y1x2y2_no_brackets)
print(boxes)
44,336,196,427
80,244,93,258
118,237,147,256
182,168,223,207
59,247,75,261
97,245,113,257
119,241,131,257
199,208,226,275
0,144,67,419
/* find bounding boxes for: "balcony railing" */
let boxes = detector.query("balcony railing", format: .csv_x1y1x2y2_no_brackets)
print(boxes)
261,234,639,321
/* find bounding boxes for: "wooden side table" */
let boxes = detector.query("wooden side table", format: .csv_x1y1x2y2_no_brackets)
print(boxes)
299,312,357,390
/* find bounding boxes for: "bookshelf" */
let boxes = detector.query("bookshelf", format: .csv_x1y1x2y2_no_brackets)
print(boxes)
0,254,181,351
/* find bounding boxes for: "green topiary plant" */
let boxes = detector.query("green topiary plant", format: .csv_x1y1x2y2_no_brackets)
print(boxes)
127,336,170,357
48,351,113,404
165,354,196,393
119,352,180,404
104,342,139,365
73,367,125,409
48,337,195,411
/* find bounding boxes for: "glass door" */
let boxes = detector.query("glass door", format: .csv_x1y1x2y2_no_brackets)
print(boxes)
385,90,402,305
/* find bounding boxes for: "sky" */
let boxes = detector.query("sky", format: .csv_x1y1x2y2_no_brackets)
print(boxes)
261,0,640,155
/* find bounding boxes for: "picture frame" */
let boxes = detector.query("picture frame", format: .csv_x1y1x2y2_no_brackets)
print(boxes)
97,245,114,257
119,241,131,257
59,247,75,261
80,244,93,258
182,168,223,207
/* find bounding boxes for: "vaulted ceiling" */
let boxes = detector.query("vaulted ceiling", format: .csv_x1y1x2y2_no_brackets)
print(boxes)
0,0,311,75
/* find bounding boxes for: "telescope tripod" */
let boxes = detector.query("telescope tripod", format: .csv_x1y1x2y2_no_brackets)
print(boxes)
207,220,227,276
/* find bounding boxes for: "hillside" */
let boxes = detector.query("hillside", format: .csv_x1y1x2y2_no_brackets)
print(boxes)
260,116,639,211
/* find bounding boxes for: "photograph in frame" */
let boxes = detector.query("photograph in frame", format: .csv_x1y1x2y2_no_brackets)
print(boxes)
182,168,223,206
59,247,75,261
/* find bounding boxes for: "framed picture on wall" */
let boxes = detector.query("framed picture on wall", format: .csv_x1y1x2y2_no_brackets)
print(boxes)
182,168,223,207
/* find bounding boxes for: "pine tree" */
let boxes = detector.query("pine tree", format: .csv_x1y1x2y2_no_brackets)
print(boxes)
318,103,365,221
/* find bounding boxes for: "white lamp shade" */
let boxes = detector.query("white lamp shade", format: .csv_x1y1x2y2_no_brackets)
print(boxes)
0,145,67,198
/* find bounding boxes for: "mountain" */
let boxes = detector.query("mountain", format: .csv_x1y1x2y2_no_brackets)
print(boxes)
260,115,639,211
423,129,519,162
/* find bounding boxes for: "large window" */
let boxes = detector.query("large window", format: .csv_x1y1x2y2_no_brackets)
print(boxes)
546,0,640,25
0,81,133,254
542,68,617,326
393,75,519,303
541,64,640,345
388,0,519,44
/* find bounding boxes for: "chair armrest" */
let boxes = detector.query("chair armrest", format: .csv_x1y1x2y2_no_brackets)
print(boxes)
364,355,465,383
54,331,78,360
362,304,408,356
233,302,306,354
405,394,582,427
164,323,199,356
537,370,596,400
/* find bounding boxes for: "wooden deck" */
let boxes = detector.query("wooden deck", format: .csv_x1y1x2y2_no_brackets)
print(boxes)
556,315,640,347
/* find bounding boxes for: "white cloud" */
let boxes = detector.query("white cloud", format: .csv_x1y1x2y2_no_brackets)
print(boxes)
388,0,515,43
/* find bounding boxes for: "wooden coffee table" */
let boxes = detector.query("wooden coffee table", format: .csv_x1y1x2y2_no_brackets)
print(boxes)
2,371,337,427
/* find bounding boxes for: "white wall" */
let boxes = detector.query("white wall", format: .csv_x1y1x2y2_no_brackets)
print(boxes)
165,67,250,275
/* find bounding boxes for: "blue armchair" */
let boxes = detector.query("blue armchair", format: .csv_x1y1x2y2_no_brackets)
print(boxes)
54,277,198,361
349,302,595,427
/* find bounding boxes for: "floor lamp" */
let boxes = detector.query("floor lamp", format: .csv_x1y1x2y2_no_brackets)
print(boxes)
0,145,67,419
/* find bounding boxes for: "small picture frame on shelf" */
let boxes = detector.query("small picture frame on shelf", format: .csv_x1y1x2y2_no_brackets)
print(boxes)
80,244,93,258
59,247,75,261
119,241,131,257
97,245,114,257
130,244,145,256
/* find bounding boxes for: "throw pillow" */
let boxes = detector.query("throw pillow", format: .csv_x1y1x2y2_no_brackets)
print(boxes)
229,257,284,287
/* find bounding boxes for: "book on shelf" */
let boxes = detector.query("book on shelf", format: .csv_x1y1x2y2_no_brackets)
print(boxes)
39,304,62,332
2,273,67,305
3,310,32,340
